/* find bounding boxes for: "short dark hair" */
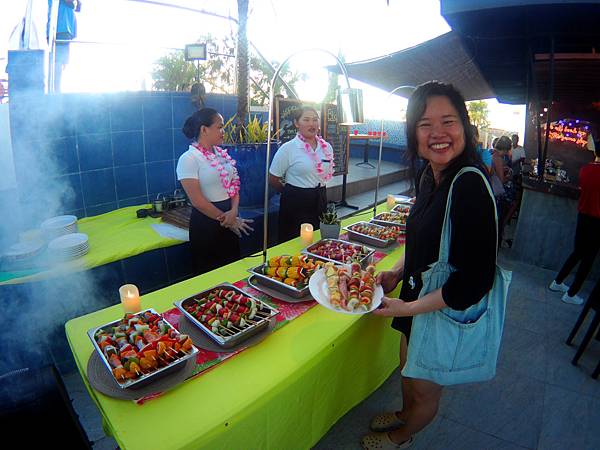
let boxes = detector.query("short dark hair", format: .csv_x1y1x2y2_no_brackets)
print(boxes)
405,81,481,178
494,136,512,152
293,106,319,122
182,108,220,140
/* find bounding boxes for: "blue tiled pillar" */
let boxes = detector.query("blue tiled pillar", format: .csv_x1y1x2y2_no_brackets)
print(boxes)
6,50,47,228
6,50,46,98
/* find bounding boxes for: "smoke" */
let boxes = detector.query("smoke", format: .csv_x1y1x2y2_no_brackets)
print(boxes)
0,76,118,408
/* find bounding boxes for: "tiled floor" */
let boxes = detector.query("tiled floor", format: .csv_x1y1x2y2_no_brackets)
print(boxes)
63,202,600,450
313,251,600,450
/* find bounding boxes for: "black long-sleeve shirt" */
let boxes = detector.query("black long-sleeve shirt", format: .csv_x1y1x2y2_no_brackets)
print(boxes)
392,163,497,339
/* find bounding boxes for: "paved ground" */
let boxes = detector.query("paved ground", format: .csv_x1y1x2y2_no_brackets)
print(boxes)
314,250,600,450
63,194,600,450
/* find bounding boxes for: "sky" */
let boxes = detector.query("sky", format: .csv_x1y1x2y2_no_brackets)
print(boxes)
1,0,525,135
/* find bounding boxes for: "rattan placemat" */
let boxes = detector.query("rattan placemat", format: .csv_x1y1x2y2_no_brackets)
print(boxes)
178,315,276,353
87,351,196,400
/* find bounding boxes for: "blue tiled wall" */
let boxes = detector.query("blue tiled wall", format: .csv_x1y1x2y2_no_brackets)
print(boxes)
9,90,238,220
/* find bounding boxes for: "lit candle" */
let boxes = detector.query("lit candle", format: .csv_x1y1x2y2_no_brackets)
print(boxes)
300,223,314,246
386,194,396,209
119,284,141,313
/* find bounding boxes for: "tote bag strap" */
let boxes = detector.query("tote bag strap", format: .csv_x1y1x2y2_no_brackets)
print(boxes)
438,167,499,264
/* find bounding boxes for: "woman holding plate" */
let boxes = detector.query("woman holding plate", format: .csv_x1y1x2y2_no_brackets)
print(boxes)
361,82,499,450
177,108,253,275
269,106,335,243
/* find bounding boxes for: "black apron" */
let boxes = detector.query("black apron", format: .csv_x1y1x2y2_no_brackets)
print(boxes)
278,183,327,244
189,199,240,275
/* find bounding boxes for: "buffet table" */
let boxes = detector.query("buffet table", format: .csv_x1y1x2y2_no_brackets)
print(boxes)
1,205,181,285
65,208,404,450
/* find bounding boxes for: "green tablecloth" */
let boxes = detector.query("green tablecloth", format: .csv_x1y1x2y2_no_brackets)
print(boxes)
1,206,181,285
65,207,404,450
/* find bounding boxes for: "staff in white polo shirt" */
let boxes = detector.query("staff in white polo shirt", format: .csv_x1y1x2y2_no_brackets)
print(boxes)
177,108,253,274
269,106,334,243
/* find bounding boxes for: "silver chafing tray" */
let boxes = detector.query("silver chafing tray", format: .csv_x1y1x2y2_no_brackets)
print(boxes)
344,221,397,248
392,203,412,214
87,308,198,389
372,212,408,228
247,260,311,299
173,283,278,348
301,238,375,269
392,195,414,204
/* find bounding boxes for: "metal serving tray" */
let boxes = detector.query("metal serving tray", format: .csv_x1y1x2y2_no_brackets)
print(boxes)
391,203,412,214
301,238,375,269
392,195,414,204
247,262,310,299
87,308,198,390
344,221,396,248
372,212,408,228
173,283,278,348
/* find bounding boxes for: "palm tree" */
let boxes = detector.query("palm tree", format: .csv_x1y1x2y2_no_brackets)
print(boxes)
235,0,249,139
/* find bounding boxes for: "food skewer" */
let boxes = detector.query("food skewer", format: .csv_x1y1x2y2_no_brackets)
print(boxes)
93,310,194,384
183,287,275,338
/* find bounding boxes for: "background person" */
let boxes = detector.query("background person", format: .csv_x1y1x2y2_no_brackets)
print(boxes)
361,81,496,450
491,136,515,246
47,0,81,92
549,139,600,305
510,133,526,179
269,106,334,243
177,108,252,275
472,124,492,174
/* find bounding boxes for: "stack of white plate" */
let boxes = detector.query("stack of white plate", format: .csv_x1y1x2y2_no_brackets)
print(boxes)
48,233,89,260
2,241,45,262
40,215,78,240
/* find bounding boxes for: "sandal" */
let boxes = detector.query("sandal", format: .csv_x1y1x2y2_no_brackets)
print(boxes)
361,432,413,450
369,412,405,432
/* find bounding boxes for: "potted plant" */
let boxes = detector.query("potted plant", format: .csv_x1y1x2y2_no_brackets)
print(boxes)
222,115,279,208
319,204,341,240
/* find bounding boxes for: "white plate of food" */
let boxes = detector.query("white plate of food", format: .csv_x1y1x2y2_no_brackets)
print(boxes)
309,263,383,315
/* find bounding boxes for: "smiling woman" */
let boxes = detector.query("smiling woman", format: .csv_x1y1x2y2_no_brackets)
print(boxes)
415,96,466,177
362,81,501,450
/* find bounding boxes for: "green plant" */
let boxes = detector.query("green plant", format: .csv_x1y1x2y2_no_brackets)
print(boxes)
223,115,271,144
223,116,237,144
319,204,340,225
244,116,268,143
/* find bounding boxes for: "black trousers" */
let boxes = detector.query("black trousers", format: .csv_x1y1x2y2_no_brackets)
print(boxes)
556,213,600,296
278,183,327,244
189,199,240,275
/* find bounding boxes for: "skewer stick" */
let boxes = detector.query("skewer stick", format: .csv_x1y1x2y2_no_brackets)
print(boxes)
216,326,236,336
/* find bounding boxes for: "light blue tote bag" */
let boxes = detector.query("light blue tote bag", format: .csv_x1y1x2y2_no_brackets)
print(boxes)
401,167,512,385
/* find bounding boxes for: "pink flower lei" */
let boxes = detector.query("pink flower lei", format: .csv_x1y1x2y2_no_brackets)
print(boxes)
192,143,241,198
296,133,335,183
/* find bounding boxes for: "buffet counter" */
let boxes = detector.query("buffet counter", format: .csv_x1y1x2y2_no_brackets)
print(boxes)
521,176,579,200
65,207,403,450
1,205,181,285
